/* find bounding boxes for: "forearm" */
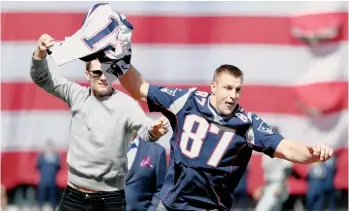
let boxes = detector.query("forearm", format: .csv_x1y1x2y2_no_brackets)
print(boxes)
119,65,149,102
274,139,319,164
143,116,160,142
30,53,85,106
30,56,60,93
135,119,159,142
127,102,159,142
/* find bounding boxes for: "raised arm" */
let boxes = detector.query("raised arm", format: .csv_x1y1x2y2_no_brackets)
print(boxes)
30,34,87,107
119,65,149,102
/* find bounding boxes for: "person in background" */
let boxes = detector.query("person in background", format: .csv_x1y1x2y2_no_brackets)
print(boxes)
306,162,326,211
306,156,337,211
254,155,292,211
1,184,8,209
323,156,337,211
255,126,292,211
125,130,168,211
36,139,61,211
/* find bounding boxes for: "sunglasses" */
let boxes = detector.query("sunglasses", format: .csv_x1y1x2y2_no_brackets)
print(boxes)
88,70,103,80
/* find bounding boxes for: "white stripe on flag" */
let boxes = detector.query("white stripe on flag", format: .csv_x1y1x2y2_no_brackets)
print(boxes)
2,43,347,85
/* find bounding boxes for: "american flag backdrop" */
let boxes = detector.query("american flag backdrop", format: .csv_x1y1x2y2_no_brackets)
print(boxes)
1,1,348,194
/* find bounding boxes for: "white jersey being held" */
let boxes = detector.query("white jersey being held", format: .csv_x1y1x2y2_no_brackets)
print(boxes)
49,3,133,81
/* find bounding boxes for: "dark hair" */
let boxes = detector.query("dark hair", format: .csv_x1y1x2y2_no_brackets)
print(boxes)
213,64,243,82
86,61,91,71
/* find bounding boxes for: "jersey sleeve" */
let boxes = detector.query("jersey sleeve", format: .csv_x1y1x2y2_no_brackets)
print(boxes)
147,85,196,115
246,113,285,158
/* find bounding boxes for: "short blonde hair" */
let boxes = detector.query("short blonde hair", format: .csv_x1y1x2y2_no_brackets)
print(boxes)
213,64,244,82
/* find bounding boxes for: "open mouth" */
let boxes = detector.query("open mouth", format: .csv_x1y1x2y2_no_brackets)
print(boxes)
225,102,235,107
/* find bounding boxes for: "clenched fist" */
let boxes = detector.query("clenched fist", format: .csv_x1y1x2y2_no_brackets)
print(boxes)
34,34,55,59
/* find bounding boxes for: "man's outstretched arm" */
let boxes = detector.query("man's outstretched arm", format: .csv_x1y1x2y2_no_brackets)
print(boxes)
248,112,333,165
273,140,333,164
119,65,149,102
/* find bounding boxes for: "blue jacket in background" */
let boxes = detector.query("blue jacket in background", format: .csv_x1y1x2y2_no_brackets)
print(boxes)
125,139,167,211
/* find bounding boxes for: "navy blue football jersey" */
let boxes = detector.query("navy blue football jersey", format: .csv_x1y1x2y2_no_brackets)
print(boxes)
147,85,284,211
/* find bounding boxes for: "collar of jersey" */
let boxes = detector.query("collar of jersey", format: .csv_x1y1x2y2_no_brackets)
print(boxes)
207,96,239,121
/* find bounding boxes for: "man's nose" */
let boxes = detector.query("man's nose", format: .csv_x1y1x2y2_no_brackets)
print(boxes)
230,90,237,99
100,73,107,81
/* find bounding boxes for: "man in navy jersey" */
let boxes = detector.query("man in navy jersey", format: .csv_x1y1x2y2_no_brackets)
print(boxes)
116,64,333,211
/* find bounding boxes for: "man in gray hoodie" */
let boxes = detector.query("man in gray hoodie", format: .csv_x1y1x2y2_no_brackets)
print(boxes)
30,34,169,211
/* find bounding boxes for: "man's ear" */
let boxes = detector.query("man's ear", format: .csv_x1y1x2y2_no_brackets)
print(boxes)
85,70,90,81
211,81,217,95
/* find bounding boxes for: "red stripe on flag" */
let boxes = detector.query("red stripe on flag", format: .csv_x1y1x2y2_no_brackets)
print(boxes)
1,82,347,115
1,12,347,44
